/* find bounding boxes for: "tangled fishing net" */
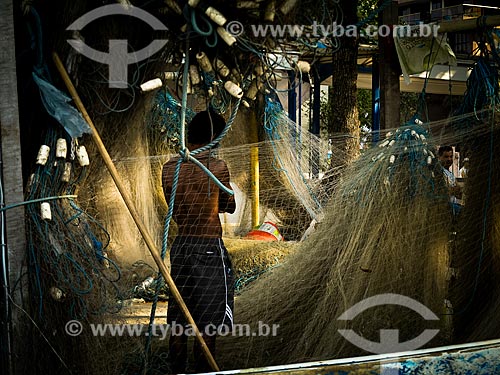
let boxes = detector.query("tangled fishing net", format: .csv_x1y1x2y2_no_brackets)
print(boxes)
215,112,500,369
16,1,500,374
22,76,500,375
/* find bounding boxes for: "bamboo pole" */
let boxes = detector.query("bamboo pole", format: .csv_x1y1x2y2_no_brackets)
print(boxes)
52,52,220,372
438,15,500,34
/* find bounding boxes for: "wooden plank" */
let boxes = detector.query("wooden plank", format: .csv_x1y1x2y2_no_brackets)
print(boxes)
0,0,27,374
323,73,468,95
204,338,500,375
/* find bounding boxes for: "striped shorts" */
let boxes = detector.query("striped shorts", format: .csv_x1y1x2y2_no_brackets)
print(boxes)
167,236,234,331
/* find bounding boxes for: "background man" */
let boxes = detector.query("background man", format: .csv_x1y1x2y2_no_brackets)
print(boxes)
438,145,462,215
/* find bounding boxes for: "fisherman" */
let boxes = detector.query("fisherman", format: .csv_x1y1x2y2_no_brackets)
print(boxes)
438,145,462,215
162,109,236,373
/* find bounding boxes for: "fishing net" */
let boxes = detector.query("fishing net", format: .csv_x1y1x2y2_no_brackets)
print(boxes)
216,111,500,369
16,1,500,374
22,60,500,373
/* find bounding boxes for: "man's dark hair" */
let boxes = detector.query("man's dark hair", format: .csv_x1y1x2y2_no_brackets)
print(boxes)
187,109,226,145
438,145,453,156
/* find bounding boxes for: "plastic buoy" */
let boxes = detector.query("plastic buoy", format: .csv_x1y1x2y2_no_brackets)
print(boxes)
245,221,283,241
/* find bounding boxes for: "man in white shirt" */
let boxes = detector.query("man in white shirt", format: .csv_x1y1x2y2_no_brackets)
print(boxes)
459,157,469,179
438,146,463,215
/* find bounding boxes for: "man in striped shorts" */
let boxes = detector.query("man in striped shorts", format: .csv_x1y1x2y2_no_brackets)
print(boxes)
162,109,236,373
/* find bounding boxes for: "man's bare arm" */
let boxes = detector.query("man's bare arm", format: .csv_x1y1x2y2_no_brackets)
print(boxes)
162,163,173,204
218,163,236,214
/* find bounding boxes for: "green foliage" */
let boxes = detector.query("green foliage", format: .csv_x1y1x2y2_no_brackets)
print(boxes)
400,92,420,123
358,0,380,22
316,88,371,137
358,88,373,128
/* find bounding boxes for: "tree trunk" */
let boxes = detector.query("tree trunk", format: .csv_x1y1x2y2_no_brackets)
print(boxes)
328,0,360,170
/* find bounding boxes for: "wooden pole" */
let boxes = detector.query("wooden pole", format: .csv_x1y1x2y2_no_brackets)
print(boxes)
52,52,220,372
0,1,27,374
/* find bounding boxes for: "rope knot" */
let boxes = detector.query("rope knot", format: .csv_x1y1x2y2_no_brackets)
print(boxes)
179,148,190,162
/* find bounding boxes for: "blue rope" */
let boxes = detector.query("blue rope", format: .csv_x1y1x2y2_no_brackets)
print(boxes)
186,7,218,47
452,31,500,126
161,158,183,260
144,38,195,357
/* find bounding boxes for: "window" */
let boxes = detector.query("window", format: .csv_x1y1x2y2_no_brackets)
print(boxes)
431,0,443,10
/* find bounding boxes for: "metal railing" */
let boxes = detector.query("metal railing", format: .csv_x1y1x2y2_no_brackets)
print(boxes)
430,5,482,21
399,12,421,25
